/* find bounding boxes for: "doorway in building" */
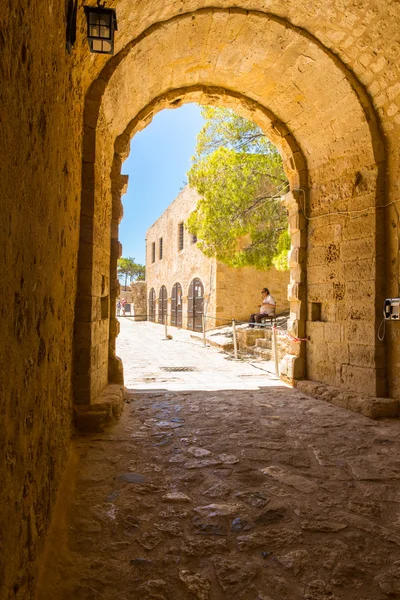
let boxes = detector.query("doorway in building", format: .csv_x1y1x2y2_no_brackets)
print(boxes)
188,278,204,332
158,285,167,324
171,282,183,328
148,288,156,322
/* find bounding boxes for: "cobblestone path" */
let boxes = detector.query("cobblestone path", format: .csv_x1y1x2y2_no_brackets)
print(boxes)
38,323,400,600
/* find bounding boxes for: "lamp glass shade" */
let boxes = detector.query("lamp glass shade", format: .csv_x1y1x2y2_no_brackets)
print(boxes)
84,6,117,54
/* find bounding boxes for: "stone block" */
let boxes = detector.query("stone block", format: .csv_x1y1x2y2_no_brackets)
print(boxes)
296,380,399,419
324,322,341,343
341,364,377,395
306,322,324,342
343,258,375,282
345,321,376,345
348,343,377,368
74,384,125,432
341,238,375,262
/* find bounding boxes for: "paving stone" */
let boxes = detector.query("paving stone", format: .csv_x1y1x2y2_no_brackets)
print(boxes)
117,473,147,483
213,557,259,594
375,567,400,595
261,465,319,493
181,537,229,556
137,532,163,550
193,503,240,517
235,491,270,508
202,482,231,499
184,459,222,469
300,518,347,532
155,520,183,537
187,447,212,457
162,492,191,503
218,453,239,464
179,570,211,600
237,527,303,551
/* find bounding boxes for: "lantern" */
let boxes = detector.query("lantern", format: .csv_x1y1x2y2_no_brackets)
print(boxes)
84,1,118,55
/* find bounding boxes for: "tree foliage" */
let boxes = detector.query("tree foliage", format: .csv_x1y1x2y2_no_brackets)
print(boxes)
117,257,145,288
187,107,290,270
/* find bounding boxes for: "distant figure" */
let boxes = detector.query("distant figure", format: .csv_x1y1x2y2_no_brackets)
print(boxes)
121,298,126,316
249,287,276,327
116,300,121,316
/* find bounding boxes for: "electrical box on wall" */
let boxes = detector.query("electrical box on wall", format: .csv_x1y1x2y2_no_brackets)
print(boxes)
384,298,400,320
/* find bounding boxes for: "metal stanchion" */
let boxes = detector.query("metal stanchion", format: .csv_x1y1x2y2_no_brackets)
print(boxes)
273,326,279,377
202,314,206,346
232,319,238,359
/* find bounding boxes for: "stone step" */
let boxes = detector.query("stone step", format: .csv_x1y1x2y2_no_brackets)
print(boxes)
255,338,272,349
253,347,272,360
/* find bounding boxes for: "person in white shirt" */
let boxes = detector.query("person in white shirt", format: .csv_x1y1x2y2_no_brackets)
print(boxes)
249,287,276,327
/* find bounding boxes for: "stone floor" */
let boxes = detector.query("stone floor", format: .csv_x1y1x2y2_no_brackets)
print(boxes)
38,321,400,600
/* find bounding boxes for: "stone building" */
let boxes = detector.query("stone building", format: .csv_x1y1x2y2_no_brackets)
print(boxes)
146,186,290,330
2,2,400,598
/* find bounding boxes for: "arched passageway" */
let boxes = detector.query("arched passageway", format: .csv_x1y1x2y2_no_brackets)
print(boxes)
4,2,400,599
74,6,386,415
171,282,183,328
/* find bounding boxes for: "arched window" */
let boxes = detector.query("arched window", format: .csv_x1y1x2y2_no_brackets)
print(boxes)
187,278,204,332
171,283,183,328
148,288,156,322
158,285,167,324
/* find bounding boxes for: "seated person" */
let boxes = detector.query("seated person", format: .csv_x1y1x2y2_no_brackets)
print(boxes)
249,287,276,327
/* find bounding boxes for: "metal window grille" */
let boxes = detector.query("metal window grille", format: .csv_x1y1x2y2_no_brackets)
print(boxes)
159,237,163,260
152,242,155,263
178,222,184,251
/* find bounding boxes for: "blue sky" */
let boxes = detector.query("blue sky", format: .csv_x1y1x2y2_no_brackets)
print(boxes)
120,104,205,265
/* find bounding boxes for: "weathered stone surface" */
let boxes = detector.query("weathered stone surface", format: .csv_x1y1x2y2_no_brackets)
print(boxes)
194,504,240,517
213,558,259,594
184,459,222,469
117,473,146,484
181,538,229,557
162,492,191,503
202,482,231,499
261,466,319,493
187,447,212,458
179,570,211,600
296,380,400,419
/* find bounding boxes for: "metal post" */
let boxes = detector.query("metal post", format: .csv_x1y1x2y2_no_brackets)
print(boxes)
165,319,168,339
232,319,238,360
273,326,279,377
202,314,206,346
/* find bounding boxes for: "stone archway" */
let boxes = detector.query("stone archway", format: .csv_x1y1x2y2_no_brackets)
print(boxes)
74,7,386,416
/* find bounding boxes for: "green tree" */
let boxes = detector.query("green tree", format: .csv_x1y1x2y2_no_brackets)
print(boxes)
117,257,145,288
187,107,289,270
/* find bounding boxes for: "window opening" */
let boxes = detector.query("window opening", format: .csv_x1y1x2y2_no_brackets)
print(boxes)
151,242,155,263
159,237,163,260
178,222,184,251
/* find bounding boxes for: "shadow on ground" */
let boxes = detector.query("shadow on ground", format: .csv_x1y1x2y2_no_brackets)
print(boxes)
37,386,400,600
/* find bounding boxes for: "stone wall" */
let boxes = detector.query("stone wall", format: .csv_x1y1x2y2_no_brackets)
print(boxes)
128,281,147,320
146,187,217,329
0,3,84,598
145,187,289,329
215,263,290,325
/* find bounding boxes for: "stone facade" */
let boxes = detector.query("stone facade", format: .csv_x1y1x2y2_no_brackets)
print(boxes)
118,281,147,320
146,187,290,330
2,2,400,598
